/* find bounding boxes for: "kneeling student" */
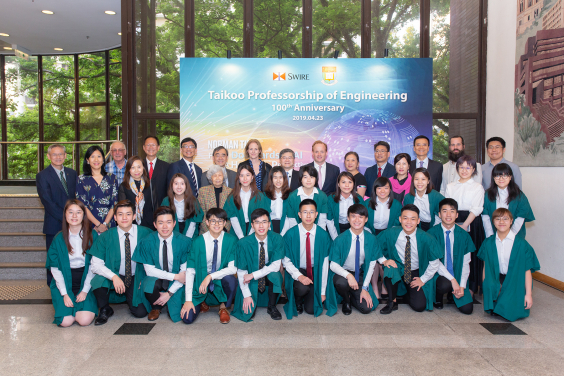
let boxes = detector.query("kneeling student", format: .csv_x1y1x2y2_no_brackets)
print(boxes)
326,204,382,316
89,200,154,325
132,206,191,322
180,208,238,324
232,208,284,322
282,199,332,318
427,198,475,314
378,204,442,314
478,208,539,322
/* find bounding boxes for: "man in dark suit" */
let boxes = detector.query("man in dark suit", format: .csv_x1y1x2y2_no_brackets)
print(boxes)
36,144,77,285
142,135,170,206
409,135,443,192
364,141,395,198
201,146,237,189
305,141,340,196
279,148,300,191
167,137,202,197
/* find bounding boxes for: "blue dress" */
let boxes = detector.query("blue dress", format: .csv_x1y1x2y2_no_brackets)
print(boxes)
76,174,119,228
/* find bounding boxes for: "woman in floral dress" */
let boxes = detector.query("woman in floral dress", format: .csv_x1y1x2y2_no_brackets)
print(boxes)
76,146,119,234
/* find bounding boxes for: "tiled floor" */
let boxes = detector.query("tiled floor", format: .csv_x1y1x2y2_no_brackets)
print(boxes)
1,283,564,375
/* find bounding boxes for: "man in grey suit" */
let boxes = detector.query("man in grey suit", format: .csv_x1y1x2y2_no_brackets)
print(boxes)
408,135,443,191
201,146,237,189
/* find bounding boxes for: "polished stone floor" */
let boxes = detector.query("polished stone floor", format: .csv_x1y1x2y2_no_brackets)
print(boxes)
2,283,564,375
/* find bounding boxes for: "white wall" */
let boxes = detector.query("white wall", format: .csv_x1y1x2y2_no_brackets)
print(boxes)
487,0,564,281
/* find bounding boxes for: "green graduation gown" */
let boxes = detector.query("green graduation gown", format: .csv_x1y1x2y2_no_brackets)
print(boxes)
223,192,271,237
131,231,192,322
482,192,535,239
286,189,328,226
477,235,540,322
326,193,366,236
403,190,445,229
427,224,475,307
365,198,402,233
186,232,238,306
325,229,382,316
87,225,153,307
161,197,204,237
282,225,333,319
376,227,442,311
45,231,99,325
232,231,284,322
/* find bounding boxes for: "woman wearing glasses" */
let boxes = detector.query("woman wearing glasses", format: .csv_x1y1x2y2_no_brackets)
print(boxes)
482,163,534,239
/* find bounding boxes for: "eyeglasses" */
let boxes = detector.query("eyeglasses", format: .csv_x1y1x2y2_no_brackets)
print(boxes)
145,143,158,148
111,148,126,153
494,217,511,223
374,150,388,154
182,145,196,149
493,174,511,180
488,145,503,150
281,156,294,160
252,220,269,226
209,219,225,225
458,166,473,171
50,153,65,158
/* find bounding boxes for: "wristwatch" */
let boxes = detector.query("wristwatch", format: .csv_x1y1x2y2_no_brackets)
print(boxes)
102,222,107,227
167,291,173,297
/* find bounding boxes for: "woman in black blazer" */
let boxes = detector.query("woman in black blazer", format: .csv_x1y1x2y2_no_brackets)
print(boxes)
238,138,272,192
118,156,156,230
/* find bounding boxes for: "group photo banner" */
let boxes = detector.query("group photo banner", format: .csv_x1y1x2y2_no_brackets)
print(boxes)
180,58,432,173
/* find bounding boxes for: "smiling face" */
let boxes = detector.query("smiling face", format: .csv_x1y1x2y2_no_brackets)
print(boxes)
395,157,409,176
301,172,316,189
312,143,327,164
414,138,429,159
213,148,228,167
457,162,474,180
110,142,127,163
251,215,270,237
494,173,512,189
173,177,187,196
348,212,368,232
438,205,458,227
374,145,389,164
247,142,261,160
155,214,175,238
413,172,430,194
129,160,144,180
298,204,318,227
338,175,354,196
205,215,225,237
87,150,104,171
493,215,512,233
344,154,359,172
66,204,84,227
280,152,295,170
143,137,160,159
239,168,254,188
487,141,505,163
272,171,285,190
376,183,391,201
449,137,465,155
211,171,224,188
399,209,420,234
181,141,197,161
47,146,66,169
114,206,134,230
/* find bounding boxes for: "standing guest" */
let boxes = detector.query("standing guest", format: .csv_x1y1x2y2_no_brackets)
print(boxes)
201,146,237,189
427,199,475,314
389,153,412,203
105,141,127,185
482,137,523,189
76,145,119,233
132,206,190,322
238,139,272,192
409,135,443,192
343,151,368,197
445,154,485,294
180,208,238,324
478,208,540,321
326,172,365,240
232,209,284,321
264,166,291,235
279,148,301,191
89,200,153,325
46,199,97,327
305,140,340,196
282,199,332,318
402,168,445,231
142,135,170,206
440,136,482,195
167,137,202,197
364,141,395,198
286,165,328,230
224,164,271,239
482,163,534,239
37,144,77,285
197,165,233,234
118,156,156,230
161,173,203,238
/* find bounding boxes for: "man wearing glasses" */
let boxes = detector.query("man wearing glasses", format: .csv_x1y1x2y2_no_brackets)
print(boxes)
106,141,127,185
201,146,237,189
481,137,522,189
142,135,170,206
167,137,202,197
364,141,395,198
279,148,301,191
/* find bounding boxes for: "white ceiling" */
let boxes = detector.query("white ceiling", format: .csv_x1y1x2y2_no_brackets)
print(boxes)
0,0,121,55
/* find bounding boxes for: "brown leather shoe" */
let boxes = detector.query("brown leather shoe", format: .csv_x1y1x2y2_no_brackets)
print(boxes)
219,308,230,324
148,309,161,321
200,301,210,313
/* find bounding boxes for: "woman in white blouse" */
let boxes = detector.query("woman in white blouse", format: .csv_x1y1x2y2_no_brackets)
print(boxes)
46,199,97,327
264,166,291,235
162,173,203,238
445,154,485,294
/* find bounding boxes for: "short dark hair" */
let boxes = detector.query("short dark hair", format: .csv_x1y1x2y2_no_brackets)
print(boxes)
394,152,411,166
299,198,317,211
144,135,160,146
181,137,197,149
205,207,228,221
455,155,477,176
251,208,270,223
347,203,368,218
83,145,107,176
114,200,136,215
413,135,430,146
299,165,318,185
449,135,465,145
486,136,506,148
439,198,458,212
213,146,228,155
401,204,420,216
374,141,390,152
153,206,176,222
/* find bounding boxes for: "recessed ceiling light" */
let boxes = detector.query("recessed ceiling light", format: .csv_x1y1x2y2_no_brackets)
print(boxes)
54,48,63,51
3,47,12,50
0,33,9,37
42,10,54,15
118,32,122,36
105,10,116,15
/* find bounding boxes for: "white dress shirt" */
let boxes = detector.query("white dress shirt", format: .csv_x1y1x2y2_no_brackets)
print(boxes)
415,157,429,169
496,231,516,275
481,187,525,237
91,225,139,280
314,162,327,188
329,230,377,289
146,157,158,173
282,224,329,295
183,159,199,190
237,236,282,298
440,160,482,195
230,188,253,239
270,191,283,220
436,225,471,287
51,230,95,296
174,199,185,222
414,193,432,223
445,179,485,218
338,194,355,224
288,187,327,230
143,234,185,293
373,197,392,230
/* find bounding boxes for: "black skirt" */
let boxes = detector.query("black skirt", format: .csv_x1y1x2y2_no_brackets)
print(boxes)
420,221,431,231
71,266,85,296
339,223,351,234
178,221,186,234
271,220,281,234
457,210,486,293
373,228,384,236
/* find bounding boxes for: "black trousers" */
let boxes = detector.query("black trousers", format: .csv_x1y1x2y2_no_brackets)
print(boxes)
46,234,55,286
271,220,281,234
144,279,173,311
420,221,431,231
384,269,427,312
339,223,351,233
333,270,372,314
435,275,473,315
93,275,148,318
251,277,279,318
294,268,316,315
71,267,85,296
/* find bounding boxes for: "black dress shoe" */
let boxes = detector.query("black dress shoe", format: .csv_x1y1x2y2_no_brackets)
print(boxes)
278,296,289,305
296,304,304,314
380,301,398,314
342,302,352,315
95,306,114,326
267,305,282,320
433,301,444,309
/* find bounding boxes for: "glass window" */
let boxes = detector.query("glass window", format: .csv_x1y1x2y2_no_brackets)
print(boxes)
109,49,122,141
136,119,180,163
79,106,106,141
313,0,361,58
373,0,420,58
254,0,302,57
43,56,75,142
79,53,106,103
432,119,449,164
448,118,479,159
195,0,244,58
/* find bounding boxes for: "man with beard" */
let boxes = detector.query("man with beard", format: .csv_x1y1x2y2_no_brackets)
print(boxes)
439,136,482,195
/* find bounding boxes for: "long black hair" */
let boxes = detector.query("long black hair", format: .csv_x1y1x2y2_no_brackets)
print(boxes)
369,177,394,210
82,145,107,176
333,171,360,204
486,163,522,204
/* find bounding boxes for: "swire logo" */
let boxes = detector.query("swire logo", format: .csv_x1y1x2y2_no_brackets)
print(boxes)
273,72,310,81
273,72,286,81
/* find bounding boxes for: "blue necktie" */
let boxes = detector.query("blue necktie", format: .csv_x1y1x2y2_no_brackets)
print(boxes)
188,163,198,197
354,235,360,282
209,239,218,292
445,230,454,276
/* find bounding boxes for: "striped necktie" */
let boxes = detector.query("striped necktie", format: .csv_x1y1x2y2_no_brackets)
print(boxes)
403,236,411,283
60,170,69,196
188,163,198,197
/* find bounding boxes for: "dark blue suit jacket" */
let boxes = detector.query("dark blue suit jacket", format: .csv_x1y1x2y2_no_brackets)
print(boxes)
305,161,340,196
364,162,395,198
167,159,202,195
36,165,77,235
